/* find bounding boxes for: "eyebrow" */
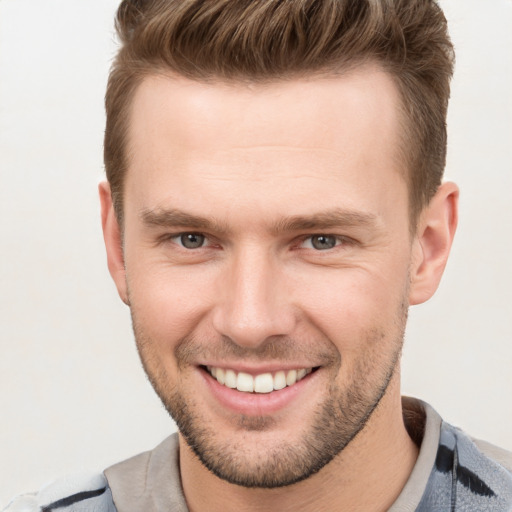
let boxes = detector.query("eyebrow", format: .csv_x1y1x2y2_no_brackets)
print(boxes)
270,208,379,234
140,208,230,234
140,207,379,234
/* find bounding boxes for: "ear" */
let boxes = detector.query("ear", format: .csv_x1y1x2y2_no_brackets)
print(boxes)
409,182,459,305
99,182,129,305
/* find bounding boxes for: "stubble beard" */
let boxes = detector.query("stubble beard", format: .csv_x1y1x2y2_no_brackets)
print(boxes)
131,302,408,489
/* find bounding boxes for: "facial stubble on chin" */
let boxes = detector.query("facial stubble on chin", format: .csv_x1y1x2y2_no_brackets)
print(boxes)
131,301,408,489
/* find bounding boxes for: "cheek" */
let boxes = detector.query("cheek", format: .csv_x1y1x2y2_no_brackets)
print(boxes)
126,260,218,345
292,265,409,350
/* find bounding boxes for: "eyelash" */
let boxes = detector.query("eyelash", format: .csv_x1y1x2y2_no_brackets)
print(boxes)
163,232,353,251
298,234,347,251
166,232,213,249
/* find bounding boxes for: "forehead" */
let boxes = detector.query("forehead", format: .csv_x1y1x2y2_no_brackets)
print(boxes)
128,66,401,157
124,67,407,225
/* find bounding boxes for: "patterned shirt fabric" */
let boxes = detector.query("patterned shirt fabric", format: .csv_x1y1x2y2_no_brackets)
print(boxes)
2,473,116,512
4,399,512,511
416,423,512,511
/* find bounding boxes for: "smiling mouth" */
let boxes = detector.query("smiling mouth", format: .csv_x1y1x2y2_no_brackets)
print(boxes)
204,366,318,393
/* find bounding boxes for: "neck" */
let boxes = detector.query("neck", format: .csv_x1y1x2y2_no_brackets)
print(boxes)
179,374,418,512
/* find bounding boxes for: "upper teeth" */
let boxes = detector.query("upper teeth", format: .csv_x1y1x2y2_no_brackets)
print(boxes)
207,367,312,393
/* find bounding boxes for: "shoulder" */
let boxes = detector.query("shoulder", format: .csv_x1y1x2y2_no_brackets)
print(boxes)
470,436,512,473
428,420,512,511
439,421,512,482
104,434,187,511
398,398,512,512
2,472,116,512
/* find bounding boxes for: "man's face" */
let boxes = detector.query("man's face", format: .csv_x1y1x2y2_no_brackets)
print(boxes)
119,68,416,487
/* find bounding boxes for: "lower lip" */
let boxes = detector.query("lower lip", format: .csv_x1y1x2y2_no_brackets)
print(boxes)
200,368,317,416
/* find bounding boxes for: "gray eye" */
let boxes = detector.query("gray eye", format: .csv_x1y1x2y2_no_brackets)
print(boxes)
180,233,205,249
311,235,337,250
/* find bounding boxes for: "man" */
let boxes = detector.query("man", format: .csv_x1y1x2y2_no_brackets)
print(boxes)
4,0,511,511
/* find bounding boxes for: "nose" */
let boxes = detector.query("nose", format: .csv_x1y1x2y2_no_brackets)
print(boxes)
212,246,296,348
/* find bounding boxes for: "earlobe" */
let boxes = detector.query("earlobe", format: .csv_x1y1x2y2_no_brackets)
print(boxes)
409,182,459,305
99,182,129,305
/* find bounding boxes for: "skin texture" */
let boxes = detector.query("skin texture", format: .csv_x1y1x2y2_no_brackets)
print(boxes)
100,66,458,511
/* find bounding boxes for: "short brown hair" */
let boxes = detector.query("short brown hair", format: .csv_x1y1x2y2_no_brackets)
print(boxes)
104,0,454,224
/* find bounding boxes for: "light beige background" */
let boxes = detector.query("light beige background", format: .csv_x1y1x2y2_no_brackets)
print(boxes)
0,0,511,504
